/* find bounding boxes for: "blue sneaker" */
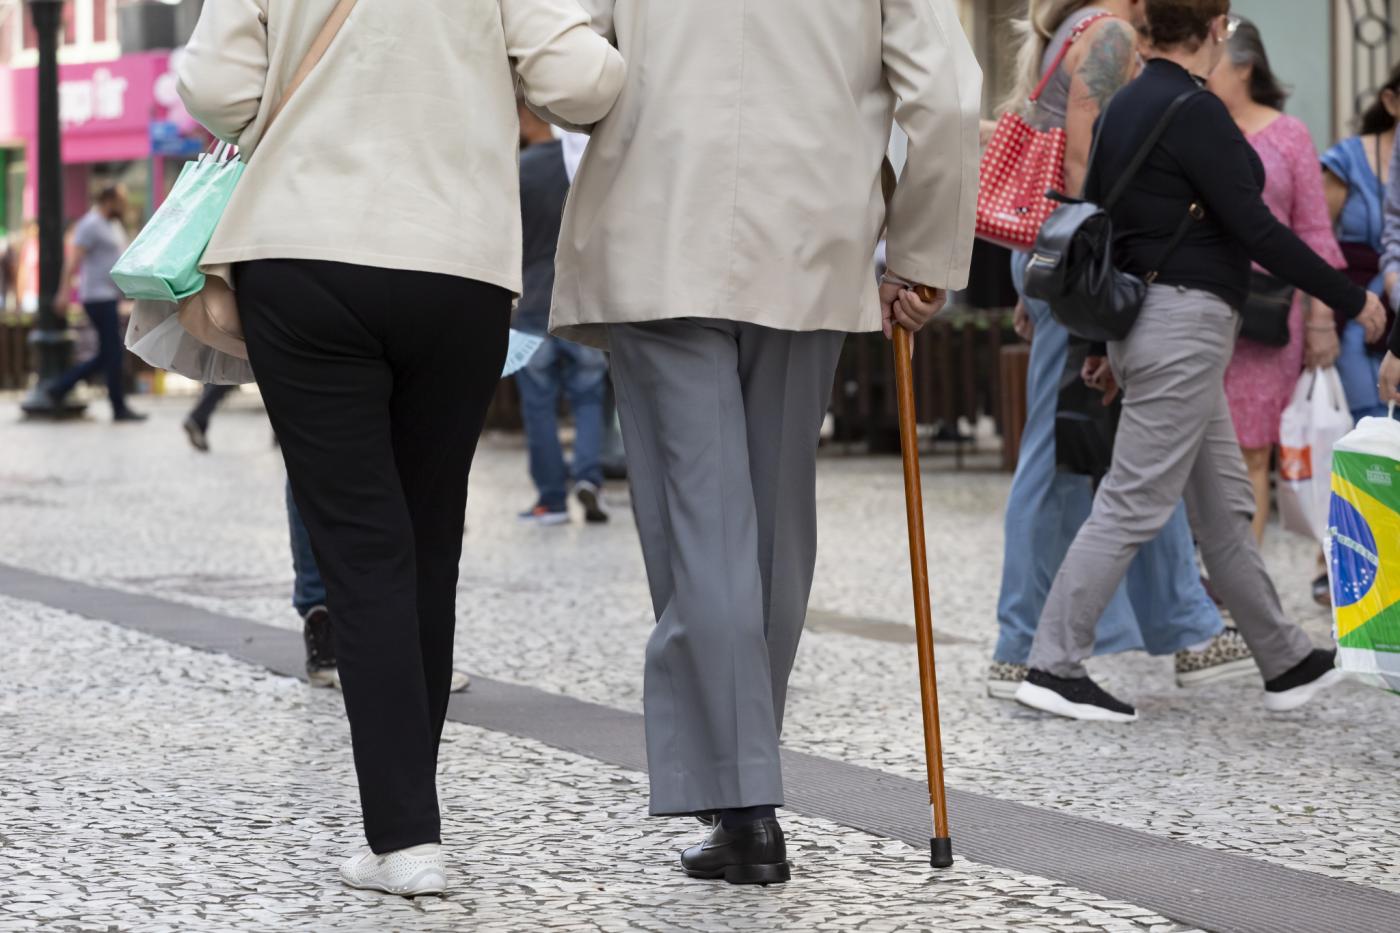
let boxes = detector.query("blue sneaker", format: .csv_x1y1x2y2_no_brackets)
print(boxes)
519,504,569,526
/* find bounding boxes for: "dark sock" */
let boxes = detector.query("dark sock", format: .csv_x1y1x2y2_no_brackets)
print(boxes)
719,805,776,829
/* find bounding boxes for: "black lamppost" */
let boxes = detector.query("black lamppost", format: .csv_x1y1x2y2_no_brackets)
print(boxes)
20,0,85,418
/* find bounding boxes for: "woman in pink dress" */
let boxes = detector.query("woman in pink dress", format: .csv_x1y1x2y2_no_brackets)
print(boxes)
1208,19,1347,545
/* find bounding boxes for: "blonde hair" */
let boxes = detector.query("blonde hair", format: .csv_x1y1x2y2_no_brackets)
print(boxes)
1002,0,1096,114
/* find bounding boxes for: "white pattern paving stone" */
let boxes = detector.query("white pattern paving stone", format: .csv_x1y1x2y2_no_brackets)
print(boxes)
0,597,1196,932
1,396,1397,912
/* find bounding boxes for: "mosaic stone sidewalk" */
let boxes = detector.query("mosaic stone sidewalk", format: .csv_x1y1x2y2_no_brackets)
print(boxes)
2,396,1397,930
0,599,1195,932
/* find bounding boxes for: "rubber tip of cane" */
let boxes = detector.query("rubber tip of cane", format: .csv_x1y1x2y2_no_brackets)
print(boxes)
930,837,953,869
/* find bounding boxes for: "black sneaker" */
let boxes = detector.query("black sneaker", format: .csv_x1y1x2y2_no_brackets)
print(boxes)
1015,669,1138,722
1311,574,1332,608
303,606,339,689
1264,648,1346,712
183,417,210,452
575,481,610,524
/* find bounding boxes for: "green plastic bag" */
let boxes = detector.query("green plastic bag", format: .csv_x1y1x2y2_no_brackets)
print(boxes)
111,153,245,302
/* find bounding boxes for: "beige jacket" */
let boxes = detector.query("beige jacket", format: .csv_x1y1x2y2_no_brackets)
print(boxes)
550,0,981,347
178,0,625,295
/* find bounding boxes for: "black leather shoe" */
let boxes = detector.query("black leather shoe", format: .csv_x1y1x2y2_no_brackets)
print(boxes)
680,818,790,885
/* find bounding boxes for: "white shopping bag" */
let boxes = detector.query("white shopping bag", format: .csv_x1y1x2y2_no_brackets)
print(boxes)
125,298,255,385
1328,408,1400,692
1278,367,1352,542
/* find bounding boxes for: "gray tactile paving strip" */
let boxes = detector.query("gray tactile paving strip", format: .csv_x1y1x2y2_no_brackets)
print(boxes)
3,561,1395,933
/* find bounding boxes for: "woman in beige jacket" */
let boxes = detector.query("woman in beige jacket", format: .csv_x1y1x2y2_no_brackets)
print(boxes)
177,0,623,897
550,0,981,884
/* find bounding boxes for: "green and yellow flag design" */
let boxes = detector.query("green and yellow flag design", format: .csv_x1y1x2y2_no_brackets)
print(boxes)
1329,451,1400,655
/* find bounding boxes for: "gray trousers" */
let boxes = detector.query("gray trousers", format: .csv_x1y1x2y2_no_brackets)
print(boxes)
1028,286,1314,681
608,318,845,816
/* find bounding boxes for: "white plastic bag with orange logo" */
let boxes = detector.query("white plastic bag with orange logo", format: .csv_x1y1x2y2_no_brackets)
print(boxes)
1278,368,1352,542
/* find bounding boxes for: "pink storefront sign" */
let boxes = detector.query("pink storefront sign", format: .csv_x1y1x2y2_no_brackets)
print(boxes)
10,51,178,164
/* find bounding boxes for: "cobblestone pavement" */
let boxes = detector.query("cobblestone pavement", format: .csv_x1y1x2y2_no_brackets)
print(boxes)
1,599,1194,932
2,396,1397,929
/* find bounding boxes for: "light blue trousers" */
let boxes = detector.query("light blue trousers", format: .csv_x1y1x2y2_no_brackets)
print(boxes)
994,252,1223,664
1334,320,1389,423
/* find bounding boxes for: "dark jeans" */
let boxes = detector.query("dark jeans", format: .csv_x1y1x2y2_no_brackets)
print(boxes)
238,259,510,854
287,480,326,617
188,383,235,431
52,300,129,413
515,336,608,510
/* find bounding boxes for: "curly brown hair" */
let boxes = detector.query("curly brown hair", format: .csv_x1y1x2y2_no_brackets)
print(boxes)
1145,0,1230,50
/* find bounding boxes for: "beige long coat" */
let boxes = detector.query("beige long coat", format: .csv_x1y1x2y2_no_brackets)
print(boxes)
178,0,624,297
549,0,982,347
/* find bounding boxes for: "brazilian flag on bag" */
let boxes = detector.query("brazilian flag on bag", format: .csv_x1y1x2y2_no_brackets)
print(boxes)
1328,416,1400,694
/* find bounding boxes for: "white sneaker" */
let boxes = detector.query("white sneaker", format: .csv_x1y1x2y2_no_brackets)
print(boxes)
1263,649,1348,712
339,844,446,897
1015,670,1138,723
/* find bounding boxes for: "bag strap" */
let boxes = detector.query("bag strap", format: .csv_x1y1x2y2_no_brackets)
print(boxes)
1103,89,1202,209
1029,11,1116,103
1143,200,1205,284
266,0,360,130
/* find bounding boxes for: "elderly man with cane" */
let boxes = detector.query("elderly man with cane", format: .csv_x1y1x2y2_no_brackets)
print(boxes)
548,0,981,884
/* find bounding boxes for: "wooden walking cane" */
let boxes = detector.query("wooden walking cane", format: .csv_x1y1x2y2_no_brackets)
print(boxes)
893,308,954,869
882,155,952,868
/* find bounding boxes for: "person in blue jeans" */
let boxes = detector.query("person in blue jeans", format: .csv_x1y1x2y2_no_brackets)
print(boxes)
517,337,610,525
45,186,144,422
515,105,609,526
288,480,468,692
989,251,1252,698
1321,66,1398,423
287,480,337,687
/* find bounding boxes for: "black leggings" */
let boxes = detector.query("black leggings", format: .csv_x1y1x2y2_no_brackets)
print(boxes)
238,259,510,853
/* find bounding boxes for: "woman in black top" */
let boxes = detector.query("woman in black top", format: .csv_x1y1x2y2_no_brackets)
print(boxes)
1014,0,1388,723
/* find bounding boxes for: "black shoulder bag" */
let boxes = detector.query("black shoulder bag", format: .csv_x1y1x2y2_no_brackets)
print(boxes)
1023,89,1205,344
1237,272,1295,347
1056,336,1120,478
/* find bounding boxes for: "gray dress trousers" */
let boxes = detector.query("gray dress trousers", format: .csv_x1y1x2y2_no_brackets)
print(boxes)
608,318,846,816
1029,286,1315,681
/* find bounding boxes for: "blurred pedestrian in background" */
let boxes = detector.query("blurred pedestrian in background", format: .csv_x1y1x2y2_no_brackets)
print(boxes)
549,0,980,885
183,384,237,452
991,0,1243,702
1322,63,1399,423
1210,19,1346,549
515,106,609,526
1380,93,1400,346
177,0,623,899
1377,91,1400,401
42,186,145,422
0,234,14,313
1017,0,1387,723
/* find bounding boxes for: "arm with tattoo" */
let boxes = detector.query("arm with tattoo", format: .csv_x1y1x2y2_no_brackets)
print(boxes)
1063,20,1140,196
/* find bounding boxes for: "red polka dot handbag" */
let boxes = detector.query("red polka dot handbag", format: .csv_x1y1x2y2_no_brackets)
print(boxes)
976,13,1112,251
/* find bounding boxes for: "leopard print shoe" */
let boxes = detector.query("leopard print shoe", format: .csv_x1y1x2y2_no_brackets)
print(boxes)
986,661,1028,700
1175,628,1255,687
